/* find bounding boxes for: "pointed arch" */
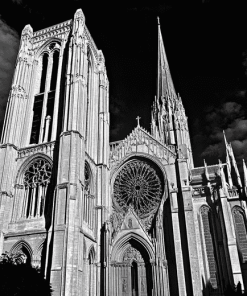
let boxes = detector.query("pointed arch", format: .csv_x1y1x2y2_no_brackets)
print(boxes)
10,240,33,264
15,153,53,185
232,206,247,263
14,154,53,219
35,38,62,58
111,232,155,262
199,205,218,289
83,161,95,228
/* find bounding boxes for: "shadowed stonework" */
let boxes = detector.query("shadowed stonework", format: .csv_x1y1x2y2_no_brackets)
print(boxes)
0,7,247,296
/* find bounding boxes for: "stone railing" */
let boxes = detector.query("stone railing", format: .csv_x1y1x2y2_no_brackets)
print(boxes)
18,141,56,159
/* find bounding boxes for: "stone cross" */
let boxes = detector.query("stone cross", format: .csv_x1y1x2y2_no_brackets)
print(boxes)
136,116,141,127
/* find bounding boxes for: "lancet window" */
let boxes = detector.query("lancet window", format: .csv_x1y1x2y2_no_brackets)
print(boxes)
30,43,60,144
82,162,94,228
88,248,95,296
233,207,247,263
200,206,218,289
85,52,92,141
22,159,52,219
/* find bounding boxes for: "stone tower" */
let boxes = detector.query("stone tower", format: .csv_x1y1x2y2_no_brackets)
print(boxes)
1,8,247,296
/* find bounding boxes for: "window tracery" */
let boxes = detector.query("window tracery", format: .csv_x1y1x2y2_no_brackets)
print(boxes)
233,207,247,262
83,162,94,229
200,206,218,289
113,160,162,218
30,42,61,144
22,159,52,218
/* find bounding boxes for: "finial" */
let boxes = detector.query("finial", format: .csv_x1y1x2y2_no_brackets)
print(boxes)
157,17,160,25
136,116,141,127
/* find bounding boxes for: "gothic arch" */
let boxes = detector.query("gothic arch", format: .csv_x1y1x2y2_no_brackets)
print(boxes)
110,233,154,296
111,232,155,262
84,161,94,193
87,245,96,261
35,38,62,57
199,205,218,289
110,153,167,183
15,153,53,185
232,206,247,263
10,240,33,264
13,154,53,220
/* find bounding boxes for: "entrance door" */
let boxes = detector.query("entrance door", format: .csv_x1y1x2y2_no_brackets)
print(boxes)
119,244,150,296
131,261,138,296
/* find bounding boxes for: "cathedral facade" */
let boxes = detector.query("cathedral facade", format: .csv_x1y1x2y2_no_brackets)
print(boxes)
0,8,247,296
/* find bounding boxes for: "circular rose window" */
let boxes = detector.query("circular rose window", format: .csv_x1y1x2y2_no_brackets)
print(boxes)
113,160,163,218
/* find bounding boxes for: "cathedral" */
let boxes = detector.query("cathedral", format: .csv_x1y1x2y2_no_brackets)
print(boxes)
1,8,247,296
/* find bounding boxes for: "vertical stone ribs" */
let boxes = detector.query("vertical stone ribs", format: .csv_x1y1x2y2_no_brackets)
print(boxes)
233,208,247,263
201,206,218,289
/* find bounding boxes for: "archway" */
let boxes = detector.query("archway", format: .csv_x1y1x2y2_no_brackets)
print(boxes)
111,238,153,296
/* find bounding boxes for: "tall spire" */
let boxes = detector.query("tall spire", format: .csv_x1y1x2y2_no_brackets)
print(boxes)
157,17,176,101
223,131,242,187
223,131,233,188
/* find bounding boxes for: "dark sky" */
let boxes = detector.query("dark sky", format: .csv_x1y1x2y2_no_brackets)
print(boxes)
0,0,247,167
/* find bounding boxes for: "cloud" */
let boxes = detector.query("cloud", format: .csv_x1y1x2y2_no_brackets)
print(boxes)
199,100,247,167
0,18,19,134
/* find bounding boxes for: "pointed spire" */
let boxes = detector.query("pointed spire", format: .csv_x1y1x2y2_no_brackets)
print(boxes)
223,131,242,187
157,17,176,102
204,159,210,182
223,131,233,188
226,147,233,188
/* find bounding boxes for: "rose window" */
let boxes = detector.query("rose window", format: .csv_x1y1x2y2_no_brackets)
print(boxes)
113,160,162,218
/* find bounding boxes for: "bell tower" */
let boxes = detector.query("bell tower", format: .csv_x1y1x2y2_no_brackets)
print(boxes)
0,8,110,296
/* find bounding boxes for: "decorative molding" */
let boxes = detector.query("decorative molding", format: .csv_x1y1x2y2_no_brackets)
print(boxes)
32,20,72,44
109,126,176,167
17,141,56,159
113,159,162,218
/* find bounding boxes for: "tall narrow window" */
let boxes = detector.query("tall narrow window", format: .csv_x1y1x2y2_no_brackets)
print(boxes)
30,44,60,144
233,207,247,262
85,52,92,141
200,206,218,289
88,249,95,296
22,159,52,219
83,162,94,228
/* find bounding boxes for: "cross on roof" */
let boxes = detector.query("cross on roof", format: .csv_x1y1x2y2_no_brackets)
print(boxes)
136,116,141,127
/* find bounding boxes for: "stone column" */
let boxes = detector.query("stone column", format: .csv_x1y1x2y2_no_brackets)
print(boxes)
177,155,201,296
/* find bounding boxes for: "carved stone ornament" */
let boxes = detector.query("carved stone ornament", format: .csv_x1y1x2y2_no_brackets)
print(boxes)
113,160,162,219
123,245,144,263
24,159,52,188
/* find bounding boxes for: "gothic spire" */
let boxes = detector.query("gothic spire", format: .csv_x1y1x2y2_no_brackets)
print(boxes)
223,131,233,188
223,131,242,187
157,17,176,101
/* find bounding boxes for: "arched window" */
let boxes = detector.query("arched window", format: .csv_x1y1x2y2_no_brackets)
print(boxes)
30,43,60,144
88,247,95,296
200,206,218,289
233,207,247,263
83,162,94,228
86,51,92,142
22,158,52,219
10,241,33,265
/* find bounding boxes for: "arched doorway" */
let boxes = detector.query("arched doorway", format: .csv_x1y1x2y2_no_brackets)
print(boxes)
111,240,152,296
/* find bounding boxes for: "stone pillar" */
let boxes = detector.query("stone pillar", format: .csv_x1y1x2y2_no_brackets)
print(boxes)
177,155,201,296
1,24,33,147
220,189,243,286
